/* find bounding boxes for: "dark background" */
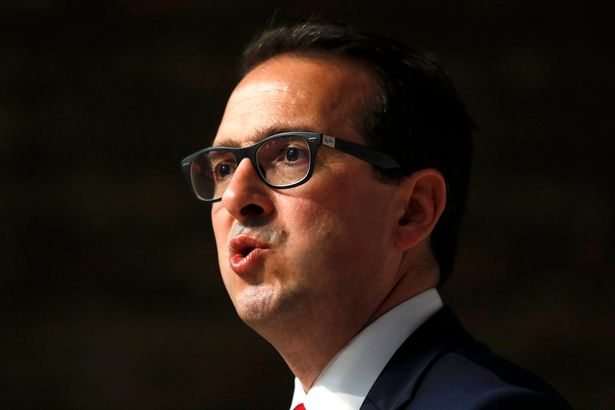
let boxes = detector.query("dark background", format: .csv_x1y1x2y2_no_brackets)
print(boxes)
2,1,613,409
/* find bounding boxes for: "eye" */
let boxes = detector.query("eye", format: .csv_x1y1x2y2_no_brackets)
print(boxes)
274,144,309,167
285,147,300,162
212,161,236,180
257,136,310,173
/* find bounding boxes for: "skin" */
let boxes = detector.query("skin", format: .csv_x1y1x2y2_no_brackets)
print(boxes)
211,54,446,390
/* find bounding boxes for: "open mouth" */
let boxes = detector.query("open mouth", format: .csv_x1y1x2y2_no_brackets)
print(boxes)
241,246,255,257
228,235,269,273
231,242,260,259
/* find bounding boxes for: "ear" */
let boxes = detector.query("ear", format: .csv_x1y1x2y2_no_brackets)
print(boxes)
396,169,447,250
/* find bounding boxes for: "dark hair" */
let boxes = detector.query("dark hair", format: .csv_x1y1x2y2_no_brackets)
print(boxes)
240,20,474,284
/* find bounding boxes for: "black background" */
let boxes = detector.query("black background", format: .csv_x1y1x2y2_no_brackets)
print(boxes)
2,1,614,409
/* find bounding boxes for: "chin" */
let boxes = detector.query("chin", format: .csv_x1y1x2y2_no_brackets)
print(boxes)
233,284,281,324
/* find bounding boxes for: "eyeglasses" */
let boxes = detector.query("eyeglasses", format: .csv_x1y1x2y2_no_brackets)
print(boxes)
181,131,400,202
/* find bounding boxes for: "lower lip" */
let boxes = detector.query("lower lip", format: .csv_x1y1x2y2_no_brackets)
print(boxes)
229,248,267,275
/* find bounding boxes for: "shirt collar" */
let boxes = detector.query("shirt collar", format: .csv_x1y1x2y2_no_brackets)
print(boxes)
290,288,443,410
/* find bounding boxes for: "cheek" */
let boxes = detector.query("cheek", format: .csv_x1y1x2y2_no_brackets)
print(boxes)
281,198,340,244
280,195,383,274
302,183,397,262
211,205,231,245
211,209,233,279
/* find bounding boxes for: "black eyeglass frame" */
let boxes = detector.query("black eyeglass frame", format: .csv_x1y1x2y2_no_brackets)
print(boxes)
181,131,401,202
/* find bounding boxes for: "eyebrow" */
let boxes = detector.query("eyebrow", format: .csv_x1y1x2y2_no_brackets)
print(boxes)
213,124,319,148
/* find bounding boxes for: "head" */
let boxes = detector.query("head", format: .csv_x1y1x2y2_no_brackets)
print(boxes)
188,21,473,346
240,20,474,283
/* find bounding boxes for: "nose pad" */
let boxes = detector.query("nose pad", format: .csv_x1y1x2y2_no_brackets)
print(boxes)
220,158,273,221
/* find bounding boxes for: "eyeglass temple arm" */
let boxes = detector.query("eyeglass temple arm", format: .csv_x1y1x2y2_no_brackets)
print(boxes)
321,135,400,169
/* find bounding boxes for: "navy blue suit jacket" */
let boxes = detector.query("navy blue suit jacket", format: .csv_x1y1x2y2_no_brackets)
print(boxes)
360,307,572,410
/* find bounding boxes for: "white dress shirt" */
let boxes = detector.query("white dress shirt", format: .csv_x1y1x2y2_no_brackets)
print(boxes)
289,288,443,410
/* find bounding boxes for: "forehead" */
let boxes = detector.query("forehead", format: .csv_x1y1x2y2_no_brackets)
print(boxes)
214,54,376,147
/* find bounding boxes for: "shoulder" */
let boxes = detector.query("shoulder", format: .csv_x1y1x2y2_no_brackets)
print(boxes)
361,307,573,410
407,342,573,409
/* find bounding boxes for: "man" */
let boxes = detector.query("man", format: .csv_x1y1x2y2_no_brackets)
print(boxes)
181,20,572,410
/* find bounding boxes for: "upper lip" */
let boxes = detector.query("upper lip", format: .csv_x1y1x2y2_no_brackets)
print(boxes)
228,234,270,258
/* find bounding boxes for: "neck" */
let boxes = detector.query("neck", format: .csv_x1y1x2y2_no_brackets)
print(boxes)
368,256,438,325
253,305,370,390
249,253,439,391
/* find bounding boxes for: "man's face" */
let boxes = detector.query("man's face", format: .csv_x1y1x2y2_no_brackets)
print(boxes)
211,55,406,334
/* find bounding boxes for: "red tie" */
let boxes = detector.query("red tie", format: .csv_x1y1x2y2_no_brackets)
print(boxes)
293,404,306,410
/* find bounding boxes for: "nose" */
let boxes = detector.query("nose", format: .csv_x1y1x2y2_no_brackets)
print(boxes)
220,158,274,221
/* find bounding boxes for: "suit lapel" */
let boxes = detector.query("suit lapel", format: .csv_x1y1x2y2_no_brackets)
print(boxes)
360,307,473,410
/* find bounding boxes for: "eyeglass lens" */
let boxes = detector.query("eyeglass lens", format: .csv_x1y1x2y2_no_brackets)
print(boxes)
189,135,312,201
